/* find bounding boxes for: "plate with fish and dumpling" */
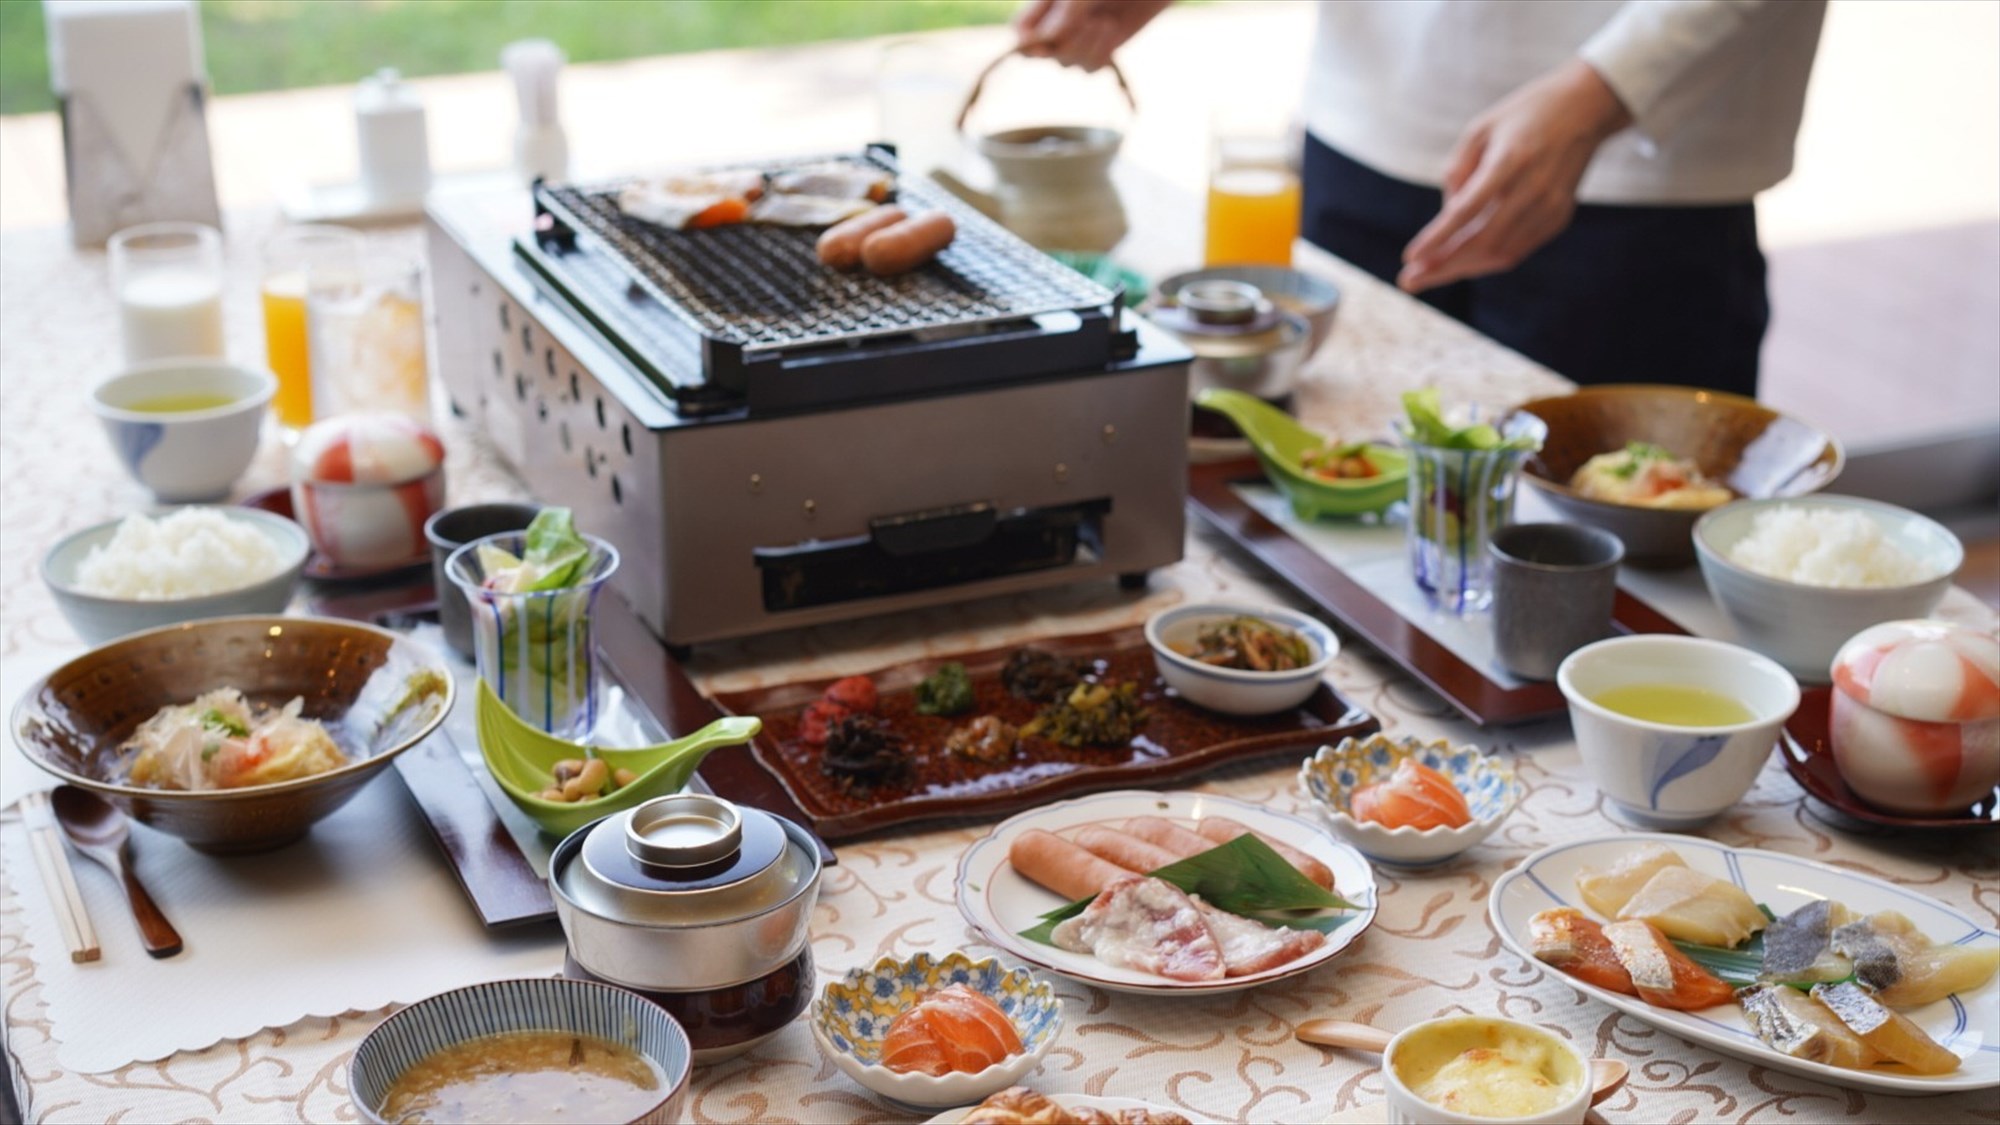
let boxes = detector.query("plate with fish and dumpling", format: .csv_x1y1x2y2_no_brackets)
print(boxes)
1489,833,1999,1094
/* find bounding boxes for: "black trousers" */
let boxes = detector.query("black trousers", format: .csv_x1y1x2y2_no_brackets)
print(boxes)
1301,133,1769,399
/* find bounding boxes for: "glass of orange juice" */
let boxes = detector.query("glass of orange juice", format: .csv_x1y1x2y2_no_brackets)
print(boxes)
1204,126,1300,268
261,225,362,438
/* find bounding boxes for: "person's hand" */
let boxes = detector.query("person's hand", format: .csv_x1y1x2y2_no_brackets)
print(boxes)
1014,0,1172,72
1398,59,1633,293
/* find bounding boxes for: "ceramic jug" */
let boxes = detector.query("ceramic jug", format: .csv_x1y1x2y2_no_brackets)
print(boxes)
930,49,1132,253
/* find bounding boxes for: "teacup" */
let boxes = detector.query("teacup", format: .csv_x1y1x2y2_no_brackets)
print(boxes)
1557,635,1799,826
91,360,275,502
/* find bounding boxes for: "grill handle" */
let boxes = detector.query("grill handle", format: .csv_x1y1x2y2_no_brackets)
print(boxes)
956,47,1136,133
870,502,999,557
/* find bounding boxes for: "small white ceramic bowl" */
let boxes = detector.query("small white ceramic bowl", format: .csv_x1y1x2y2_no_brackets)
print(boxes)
1557,635,1800,827
811,950,1061,1110
41,508,308,645
1694,495,1962,682
1383,1015,1591,1125
1145,602,1337,716
1300,734,1520,866
91,360,276,502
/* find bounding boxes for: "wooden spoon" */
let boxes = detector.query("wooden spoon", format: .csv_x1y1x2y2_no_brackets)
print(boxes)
1296,1019,1630,1107
50,786,183,958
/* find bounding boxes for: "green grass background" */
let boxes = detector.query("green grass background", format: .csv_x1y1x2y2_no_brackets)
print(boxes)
0,0,1019,117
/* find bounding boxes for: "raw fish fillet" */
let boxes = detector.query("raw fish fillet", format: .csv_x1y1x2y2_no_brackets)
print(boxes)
768,162,893,201
1191,897,1325,977
1760,900,1858,984
1529,907,1636,995
879,984,1024,1076
1348,758,1472,830
1051,876,1226,982
1811,981,1962,1075
747,193,876,227
1601,920,1737,1010
1576,844,1689,918
1738,983,1882,1070
1616,865,1767,948
1832,911,2000,1009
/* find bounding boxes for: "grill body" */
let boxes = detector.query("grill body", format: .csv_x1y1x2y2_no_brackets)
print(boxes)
426,166,1191,647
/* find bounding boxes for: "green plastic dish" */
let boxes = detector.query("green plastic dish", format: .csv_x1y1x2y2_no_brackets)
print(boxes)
1197,388,1407,519
475,678,761,837
1047,250,1147,308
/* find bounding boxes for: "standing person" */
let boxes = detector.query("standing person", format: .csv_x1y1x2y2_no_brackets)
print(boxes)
1014,0,1827,398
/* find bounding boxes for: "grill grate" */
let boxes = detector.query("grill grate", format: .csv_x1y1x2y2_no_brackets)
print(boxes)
535,153,1116,356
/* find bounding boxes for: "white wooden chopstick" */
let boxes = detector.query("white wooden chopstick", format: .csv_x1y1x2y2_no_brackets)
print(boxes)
20,792,100,963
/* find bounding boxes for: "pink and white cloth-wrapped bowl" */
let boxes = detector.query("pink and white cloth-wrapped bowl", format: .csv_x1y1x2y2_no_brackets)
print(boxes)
1829,619,2000,816
290,413,446,569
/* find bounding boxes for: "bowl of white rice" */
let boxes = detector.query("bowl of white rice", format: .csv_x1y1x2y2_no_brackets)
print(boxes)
42,507,309,644
1694,495,1963,681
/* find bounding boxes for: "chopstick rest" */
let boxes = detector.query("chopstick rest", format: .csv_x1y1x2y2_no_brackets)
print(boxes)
20,791,101,963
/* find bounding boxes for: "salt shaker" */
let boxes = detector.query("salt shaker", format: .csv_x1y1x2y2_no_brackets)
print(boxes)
502,39,569,184
355,68,431,205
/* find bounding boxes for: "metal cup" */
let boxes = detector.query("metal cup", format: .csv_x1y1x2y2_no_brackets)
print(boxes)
424,503,542,658
1490,523,1625,681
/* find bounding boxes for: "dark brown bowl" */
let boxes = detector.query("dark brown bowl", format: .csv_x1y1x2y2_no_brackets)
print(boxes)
12,616,453,854
1510,385,1842,567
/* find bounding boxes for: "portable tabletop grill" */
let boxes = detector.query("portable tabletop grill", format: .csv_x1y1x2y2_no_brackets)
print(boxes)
427,148,1192,647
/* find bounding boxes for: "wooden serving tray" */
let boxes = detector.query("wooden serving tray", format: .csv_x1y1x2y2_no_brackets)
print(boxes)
1188,458,1687,727
703,625,1378,841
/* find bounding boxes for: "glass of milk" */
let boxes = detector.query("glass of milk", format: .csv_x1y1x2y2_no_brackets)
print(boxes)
109,222,225,366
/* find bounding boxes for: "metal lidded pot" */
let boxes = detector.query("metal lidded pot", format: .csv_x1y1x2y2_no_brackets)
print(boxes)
551,793,823,1064
1147,278,1312,440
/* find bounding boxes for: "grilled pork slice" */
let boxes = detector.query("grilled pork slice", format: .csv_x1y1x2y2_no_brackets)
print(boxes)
1193,898,1325,977
1530,907,1636,995
1051,876,1225,982
1601,919,1736,1010
1738,983,1881,1070
1811,981,1961,1075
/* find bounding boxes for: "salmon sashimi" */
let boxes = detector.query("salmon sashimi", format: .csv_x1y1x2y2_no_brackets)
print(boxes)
1601,919,1737,1010
879,984,1024,1076
1348,758,1472,831
1529,907,1636,995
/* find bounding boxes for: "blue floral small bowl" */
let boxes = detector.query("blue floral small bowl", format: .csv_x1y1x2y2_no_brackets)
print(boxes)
1300,734,1520,866
810,950,1061,1109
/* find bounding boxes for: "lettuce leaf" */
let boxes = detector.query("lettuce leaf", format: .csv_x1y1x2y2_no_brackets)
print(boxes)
1401,388,1539,452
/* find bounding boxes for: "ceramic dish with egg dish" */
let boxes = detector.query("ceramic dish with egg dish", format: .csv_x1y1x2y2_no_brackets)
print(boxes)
1300,734,1520,866
1145,601,1337,716
12,615,452,853
811,950,1062,1109
1693,495,1962,682
42,506,309,645
1510,385,1841,567
1192,388,1406,519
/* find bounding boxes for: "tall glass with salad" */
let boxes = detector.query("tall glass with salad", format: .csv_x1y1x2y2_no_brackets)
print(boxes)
1395,389,1546,615
446,508,619,739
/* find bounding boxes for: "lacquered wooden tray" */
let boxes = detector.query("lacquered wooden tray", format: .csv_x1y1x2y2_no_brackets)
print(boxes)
704,625,1378,841
1188,458,1687,727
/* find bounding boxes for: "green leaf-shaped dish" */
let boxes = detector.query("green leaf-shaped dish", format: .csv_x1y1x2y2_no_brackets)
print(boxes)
1196,388,1407,519
475,678,761,837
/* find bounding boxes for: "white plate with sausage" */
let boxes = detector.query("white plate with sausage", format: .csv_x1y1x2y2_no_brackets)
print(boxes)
955,789,1377,996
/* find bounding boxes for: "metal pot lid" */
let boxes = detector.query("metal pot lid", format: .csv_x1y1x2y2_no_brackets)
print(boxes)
560,793,816,926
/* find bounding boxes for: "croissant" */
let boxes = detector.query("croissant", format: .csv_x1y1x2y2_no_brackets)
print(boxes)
960,1087,1192,1125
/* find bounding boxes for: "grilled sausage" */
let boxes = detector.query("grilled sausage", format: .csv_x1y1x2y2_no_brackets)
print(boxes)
1122,816,1220,861
1070,825,1183,877
1008,828,1134,901
815,205,906,271
1194,817,1336,890
860,210,956,276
